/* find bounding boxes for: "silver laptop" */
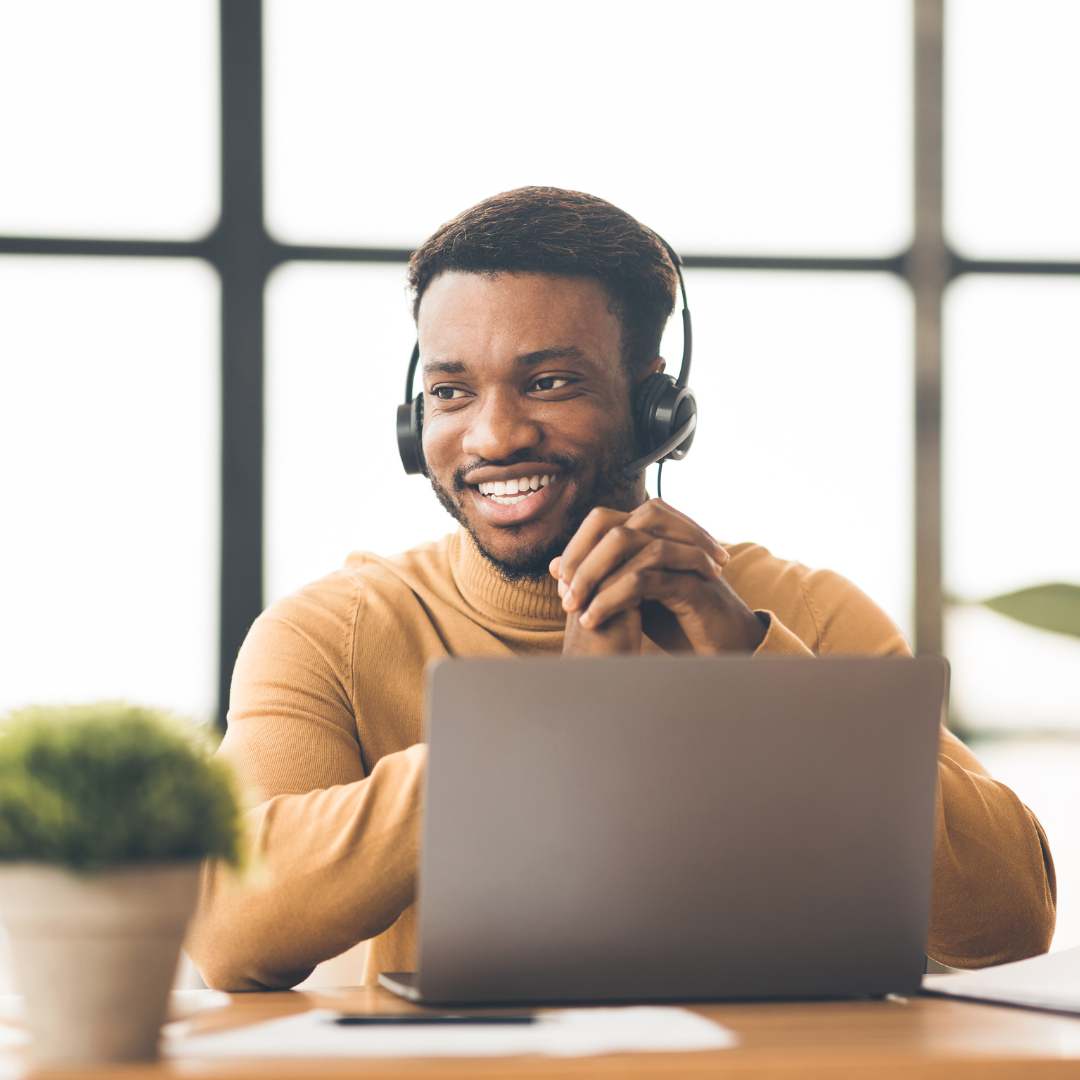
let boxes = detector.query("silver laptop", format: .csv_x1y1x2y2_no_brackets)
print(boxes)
380,654,948,1005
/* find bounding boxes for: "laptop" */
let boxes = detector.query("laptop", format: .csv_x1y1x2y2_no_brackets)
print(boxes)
380,653,948,1005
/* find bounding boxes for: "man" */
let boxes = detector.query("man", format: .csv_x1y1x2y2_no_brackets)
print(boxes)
188,187,1055,991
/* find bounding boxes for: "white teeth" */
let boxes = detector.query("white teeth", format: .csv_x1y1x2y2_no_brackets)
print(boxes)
477,474,557,497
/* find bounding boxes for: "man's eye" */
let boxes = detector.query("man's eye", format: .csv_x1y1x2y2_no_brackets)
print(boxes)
531,376,572,392
430,386,467,400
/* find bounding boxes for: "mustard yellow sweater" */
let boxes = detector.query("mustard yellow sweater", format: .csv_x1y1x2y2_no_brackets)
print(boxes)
187,529,1056,990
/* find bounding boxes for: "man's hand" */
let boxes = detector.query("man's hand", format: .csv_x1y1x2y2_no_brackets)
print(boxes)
561,607,642,656
550,499,766,655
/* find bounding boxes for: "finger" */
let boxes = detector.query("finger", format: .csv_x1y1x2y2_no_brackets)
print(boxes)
564,607,643,655
627,499,729,563
557,506,629,587
633,497,721,546
562,524,653,613
623,536,725,585
626,499,730,565
580,567,700,629
580,540,721,626
579,539,722,623
577,571,647,629
549,556,568,599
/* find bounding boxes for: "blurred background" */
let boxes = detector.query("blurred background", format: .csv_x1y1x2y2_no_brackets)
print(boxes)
1,0,1077,984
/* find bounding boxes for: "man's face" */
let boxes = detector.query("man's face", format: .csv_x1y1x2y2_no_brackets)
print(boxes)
418,271,645,580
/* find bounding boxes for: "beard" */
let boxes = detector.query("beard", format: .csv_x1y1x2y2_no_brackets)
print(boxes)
428,424,642,582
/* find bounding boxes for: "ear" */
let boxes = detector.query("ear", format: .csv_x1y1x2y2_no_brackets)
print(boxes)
629,356,666,394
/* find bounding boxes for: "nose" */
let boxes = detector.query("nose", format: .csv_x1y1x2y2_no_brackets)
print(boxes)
460,387,543,463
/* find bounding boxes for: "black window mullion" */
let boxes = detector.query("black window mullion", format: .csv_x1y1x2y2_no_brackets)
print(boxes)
215,0,272,731
911,0,947,659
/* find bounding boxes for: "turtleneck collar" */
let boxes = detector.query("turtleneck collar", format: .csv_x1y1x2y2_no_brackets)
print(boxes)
449,528,566,630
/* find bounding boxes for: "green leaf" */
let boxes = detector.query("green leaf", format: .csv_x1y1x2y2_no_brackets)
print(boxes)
978,583,1080,640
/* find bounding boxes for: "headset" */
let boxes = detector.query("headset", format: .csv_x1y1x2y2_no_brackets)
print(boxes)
396,237,697,489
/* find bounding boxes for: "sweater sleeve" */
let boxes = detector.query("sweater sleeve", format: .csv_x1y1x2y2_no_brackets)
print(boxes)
768,567,1056,968
185,577,425,991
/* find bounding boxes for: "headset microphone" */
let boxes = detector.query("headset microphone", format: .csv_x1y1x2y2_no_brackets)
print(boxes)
396,235,697,484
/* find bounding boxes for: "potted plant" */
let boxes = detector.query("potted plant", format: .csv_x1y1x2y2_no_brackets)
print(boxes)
0,702,243,1066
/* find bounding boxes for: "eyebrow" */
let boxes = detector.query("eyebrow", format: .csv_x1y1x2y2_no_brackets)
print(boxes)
422,346,590,377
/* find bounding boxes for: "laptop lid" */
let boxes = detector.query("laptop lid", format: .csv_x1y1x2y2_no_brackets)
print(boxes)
414,654,947,1004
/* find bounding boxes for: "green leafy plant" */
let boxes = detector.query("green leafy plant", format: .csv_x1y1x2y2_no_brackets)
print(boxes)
0,702,243,871
974,583,1080,640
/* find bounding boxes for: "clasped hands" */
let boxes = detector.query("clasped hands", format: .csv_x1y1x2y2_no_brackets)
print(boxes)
551,499,766,656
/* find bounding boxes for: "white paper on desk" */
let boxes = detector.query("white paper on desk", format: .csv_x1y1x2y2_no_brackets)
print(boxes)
167,1006,736,1059
0,1023,26,1052
0,996,27,1052
923,945,1080,1013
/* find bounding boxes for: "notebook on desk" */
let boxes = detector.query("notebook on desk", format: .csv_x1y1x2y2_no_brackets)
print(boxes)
923,946,1080,1014
380,654,948,1006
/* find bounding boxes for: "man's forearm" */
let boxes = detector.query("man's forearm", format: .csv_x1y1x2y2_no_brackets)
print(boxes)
928,732,1056,967
186,743,426,991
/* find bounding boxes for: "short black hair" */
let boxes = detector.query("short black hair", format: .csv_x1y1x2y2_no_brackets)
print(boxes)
408,186,677,374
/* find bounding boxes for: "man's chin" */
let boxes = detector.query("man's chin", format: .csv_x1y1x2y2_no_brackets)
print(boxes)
427,439,639,583
468,525,566,583
429,476,580,583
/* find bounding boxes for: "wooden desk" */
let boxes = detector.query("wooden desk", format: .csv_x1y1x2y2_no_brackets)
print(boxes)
8,987,1080,1079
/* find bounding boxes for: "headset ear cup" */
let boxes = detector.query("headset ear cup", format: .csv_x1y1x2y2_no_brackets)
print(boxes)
632,373,675,459
396,394,427,476
632,372,697,467
666,387,697,460
413,394,427,476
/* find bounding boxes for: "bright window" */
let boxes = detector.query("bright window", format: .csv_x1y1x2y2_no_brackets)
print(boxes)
264,262,448,601
669,271,913,640
0,257,220,721
946,0,1080,259
944,275,1080,731
0,0,219,238
265,0,911,255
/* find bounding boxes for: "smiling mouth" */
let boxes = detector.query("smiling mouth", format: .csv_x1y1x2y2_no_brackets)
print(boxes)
474,472,559,506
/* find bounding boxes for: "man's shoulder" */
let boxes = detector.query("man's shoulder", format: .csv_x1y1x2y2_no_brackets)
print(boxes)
259,533,455,632
722,539,816,597
723,539,868,597
341,533,453,589
723,540,908,656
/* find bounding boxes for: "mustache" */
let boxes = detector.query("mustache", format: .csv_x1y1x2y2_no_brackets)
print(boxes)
453,452,580,491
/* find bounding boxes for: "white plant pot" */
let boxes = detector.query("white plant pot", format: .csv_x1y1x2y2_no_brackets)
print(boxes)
0,861,201,1066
